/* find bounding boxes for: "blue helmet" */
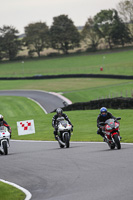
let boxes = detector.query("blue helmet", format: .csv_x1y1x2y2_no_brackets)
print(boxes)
100,107,107,117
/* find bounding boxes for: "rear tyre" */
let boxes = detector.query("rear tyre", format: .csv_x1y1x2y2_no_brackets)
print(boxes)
113,134,121,149
110,143,115,149
60,144,64,148
2,141,8,155
65,133,70,148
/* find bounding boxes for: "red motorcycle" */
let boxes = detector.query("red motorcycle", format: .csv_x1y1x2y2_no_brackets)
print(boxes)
99,117,121,150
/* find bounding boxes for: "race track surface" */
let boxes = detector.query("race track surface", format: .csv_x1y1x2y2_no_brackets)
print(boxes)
0,90,67,113
0,141,133,200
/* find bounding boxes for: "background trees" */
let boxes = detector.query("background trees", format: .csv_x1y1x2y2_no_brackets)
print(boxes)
24,22,50,57
0,0,133,61
0,26,22,60
50,15,80,54
81,17,101,51
117,0,133,38
93,9,131,49
117,0,133,23
111,11,131,46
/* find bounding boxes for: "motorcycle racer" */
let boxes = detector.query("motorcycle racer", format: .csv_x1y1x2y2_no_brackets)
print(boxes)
97,107,118,139
0,114,12,138
52,108,73,140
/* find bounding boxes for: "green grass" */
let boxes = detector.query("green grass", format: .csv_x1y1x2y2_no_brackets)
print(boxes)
0,96,133,143
0,96,53,141
0,50,133,77
63,79,133,102
0,78,133,103
0,182,25,200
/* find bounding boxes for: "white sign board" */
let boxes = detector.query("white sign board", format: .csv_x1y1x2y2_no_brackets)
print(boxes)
17,120,35,136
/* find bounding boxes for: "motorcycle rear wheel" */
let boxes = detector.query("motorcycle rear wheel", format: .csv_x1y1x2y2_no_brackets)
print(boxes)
113,134,121,149
2,141,8,155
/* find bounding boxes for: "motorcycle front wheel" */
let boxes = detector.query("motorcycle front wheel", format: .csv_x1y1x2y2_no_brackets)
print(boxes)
2,141,8,155
113,134,121,149
64,133,70,148
108,143,115,150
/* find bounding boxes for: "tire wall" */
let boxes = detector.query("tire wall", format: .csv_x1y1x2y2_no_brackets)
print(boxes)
62,97,133,111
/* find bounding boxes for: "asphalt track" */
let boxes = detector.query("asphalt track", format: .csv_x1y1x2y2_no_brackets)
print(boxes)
0,90,133,200
0,90,70,113
0,141,133,200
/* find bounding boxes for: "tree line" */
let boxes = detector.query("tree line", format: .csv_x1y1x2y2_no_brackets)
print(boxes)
0,0,133,61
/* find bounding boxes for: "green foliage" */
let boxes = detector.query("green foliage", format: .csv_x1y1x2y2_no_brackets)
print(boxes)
0,26,22,60
117,0,133,39
24,22,50,57
94,9,115,49
111,12,131,46
94,9,131,49
82,17,101,51
0,182,25,200
117,0,133,23
50,15,80,54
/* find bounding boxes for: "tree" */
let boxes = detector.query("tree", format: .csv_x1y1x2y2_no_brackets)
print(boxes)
0,26,22,60
117,0,133,38
24,22,50,57
94,9,131,49
82,17,101,51
50,15,80,54
117,0,133,23
94,9,117,49
111,12,131,46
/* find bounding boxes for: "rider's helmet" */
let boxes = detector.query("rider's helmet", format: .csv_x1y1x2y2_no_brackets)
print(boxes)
56,108,63,116
0,114,3,121
100,107,107,117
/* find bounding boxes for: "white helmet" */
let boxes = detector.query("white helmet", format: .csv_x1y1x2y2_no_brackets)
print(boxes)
0,114,3,121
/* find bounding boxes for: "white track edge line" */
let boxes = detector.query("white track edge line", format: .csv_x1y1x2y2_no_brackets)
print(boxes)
0,179,32,200
1,89,72,106
28,97,48,114
10,140,133,145
49,92,72,105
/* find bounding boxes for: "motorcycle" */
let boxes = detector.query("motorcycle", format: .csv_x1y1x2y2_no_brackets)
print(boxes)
56,117,72,148
99,117,121,150
0,126,10,155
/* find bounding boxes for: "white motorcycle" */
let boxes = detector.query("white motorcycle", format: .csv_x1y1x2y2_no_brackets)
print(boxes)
56,117,72,148
0,126,10,155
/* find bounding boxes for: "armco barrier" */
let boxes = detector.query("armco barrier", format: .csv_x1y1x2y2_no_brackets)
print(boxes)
0,74,133,80
60,97,133,112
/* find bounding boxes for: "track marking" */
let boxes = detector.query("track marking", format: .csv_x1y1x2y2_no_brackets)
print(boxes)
0,89,72,113
0,179,32,200
28,97,48,114
49,92,72,105
11,140,133,145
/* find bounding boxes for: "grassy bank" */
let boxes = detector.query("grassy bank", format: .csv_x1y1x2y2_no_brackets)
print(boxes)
0,96,133,143
0,182,25,200
0,50,133,77
0,78,133,103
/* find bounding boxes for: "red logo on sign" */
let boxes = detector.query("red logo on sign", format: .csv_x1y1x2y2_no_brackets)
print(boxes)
20,121,31,131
